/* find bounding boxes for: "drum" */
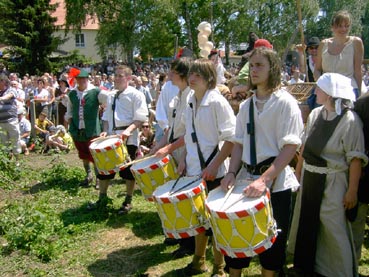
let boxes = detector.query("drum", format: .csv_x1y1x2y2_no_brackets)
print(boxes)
89,136,129,175
152,176,209,239
205,181,277,258
130,155,178,201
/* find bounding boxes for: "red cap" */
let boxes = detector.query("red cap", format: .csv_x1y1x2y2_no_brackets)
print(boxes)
254,39,273,49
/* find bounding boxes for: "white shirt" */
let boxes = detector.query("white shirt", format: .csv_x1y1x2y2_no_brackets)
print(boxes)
19,116,31,138
216,62,226,85
183,88,236,178
287,78,304,85
155,81,179,130
168,86,192,141
167,86,192,162
234,88,303,192
102,86,148,146
35,88,49,106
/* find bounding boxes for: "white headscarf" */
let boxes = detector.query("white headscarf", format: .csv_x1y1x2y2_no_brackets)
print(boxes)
316,73,356,115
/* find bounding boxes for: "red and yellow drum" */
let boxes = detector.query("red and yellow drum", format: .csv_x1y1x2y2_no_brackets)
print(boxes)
153,176,209,239
130,155,178,201
206,181,277,258
89,136,130,175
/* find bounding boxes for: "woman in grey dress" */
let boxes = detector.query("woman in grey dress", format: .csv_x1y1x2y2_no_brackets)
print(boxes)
289,72,367,277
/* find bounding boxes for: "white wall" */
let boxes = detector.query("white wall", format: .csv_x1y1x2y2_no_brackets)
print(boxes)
54,29,102,63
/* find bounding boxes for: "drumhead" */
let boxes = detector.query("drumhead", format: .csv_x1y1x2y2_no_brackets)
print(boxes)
131,155,169,171
90,136,121,150
206,181,268,213
153,176,204,202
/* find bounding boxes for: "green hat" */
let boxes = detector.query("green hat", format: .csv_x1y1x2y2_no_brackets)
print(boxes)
76,69,89,78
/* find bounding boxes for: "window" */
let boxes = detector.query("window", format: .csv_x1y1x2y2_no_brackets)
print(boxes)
75,34,85,47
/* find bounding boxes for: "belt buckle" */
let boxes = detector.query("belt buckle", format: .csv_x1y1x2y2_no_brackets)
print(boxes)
260,165,270,174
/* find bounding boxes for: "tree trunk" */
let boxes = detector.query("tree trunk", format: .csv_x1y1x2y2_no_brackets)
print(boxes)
183,1,193,51
225,40,230,66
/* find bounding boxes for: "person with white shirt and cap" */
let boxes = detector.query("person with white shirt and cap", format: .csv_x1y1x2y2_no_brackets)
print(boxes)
289,72,368,277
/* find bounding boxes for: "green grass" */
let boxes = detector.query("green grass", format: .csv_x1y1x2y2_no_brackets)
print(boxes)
0,152,368,276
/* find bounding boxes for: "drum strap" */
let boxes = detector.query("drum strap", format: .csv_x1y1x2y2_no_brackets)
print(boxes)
294,108,346,273
169,108,176,143
247,99,257,166
190,103,218,170
112,91,126,131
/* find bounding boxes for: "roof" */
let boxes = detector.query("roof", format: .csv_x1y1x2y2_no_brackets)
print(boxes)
50,0,99,30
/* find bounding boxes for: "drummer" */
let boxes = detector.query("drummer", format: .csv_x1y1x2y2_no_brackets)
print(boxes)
220,46,303,276
150,57,195,257
176,59,236,277
87,65,148,214
65,68,108,188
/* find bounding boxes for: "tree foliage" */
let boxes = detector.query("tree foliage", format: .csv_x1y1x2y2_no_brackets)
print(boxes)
304,0,368,43
0,0,63,75
62,0,369,63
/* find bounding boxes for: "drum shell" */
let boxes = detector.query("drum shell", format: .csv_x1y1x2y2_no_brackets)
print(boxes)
89,136,129,175
130,154,178,201
153,176,209,239
205,180,277,258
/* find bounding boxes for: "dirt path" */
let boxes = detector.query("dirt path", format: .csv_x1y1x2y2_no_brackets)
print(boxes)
22,149,83,170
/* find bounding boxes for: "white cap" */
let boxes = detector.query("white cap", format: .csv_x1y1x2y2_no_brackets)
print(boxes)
316,73,356,115
316,73,356,102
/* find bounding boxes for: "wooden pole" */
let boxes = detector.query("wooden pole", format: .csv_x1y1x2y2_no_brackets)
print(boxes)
296,0,308,81
29,91,36,140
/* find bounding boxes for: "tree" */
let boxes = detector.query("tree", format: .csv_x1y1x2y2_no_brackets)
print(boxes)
0,0,63,75
65,0,179,64
362,4,369,59
304,0,368,41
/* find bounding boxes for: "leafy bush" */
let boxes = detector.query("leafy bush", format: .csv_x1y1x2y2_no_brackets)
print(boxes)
0,144,22,188
0,200,69,261
0,163,87,261
41,162,85,191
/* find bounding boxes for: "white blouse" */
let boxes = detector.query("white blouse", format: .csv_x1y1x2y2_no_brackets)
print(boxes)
102,86,148,146
234,88,304,192
183,88,236,178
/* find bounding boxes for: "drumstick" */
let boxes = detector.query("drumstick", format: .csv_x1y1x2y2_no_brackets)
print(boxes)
169,176,202,195
118,154,155,168
221,193,247,212
219,184,236,211
169,173,184,195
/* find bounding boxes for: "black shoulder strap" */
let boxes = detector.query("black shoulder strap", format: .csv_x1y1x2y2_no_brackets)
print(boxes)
247,99,257,166
169,108,176,143
190,102,218,170
112,93,118,131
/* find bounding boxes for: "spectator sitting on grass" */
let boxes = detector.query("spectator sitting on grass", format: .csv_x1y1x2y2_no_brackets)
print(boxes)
46,125,74,153
34,112,54,143
18,107,31,155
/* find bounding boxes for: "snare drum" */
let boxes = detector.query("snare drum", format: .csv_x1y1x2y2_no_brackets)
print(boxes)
89,136,129,175
206,181,277,258
130,155,178,201
153,176,209,239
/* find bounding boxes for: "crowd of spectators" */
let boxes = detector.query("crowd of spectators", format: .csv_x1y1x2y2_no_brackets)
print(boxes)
0,46,368,159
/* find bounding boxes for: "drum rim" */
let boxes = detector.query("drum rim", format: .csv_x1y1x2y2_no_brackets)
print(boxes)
130,154,171,170
205,185,271,214
153,177,205,203
89,136,122,150
215,234,277,258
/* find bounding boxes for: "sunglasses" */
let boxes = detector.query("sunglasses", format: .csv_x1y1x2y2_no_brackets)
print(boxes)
308,46,318,50
142,125,150,128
